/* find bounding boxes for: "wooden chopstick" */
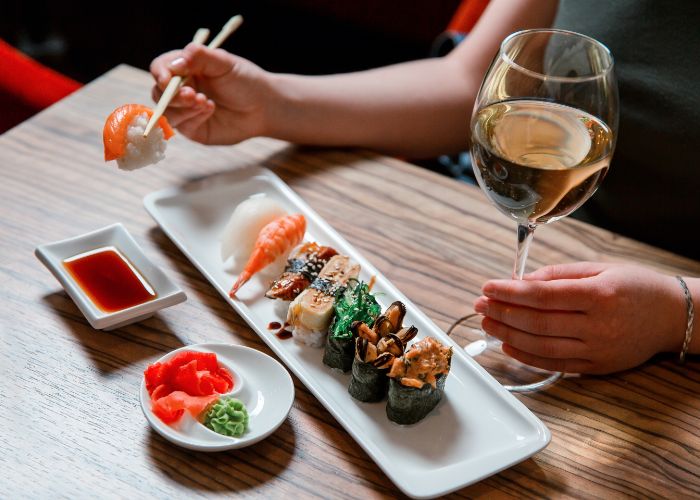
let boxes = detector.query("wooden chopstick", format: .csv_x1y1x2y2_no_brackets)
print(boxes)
143,28,210,137
143,15,244,138
208,15,244,50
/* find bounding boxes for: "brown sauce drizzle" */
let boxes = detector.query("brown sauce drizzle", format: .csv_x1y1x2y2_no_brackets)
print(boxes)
275,329,293,340
274,321,293,339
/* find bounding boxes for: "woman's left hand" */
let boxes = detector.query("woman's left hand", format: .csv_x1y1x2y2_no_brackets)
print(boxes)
474,262,688,374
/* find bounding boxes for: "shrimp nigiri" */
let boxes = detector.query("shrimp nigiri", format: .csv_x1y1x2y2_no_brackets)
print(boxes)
220,195,286,263
229,214,306,297
103,104,174,170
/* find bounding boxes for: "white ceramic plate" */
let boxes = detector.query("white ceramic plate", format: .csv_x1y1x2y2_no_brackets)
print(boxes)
35,223,186,330
140,343,294,451
143,167,550,498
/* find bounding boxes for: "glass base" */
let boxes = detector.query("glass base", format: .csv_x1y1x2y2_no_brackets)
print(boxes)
448,314,563,392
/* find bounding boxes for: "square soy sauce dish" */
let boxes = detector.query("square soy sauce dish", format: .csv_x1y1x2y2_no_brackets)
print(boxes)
35,223,186,330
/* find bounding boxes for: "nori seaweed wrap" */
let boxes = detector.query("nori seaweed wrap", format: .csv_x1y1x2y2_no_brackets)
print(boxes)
386,374,447,425
347,302,417,402
323,280,380,371
323,336,356,372
386,337,452,424
348,352,390,402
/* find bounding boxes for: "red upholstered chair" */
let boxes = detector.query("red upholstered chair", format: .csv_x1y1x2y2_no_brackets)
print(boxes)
431,0,490,56
0,39,82,133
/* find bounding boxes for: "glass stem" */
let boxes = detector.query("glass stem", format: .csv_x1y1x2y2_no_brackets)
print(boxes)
513,223,536,280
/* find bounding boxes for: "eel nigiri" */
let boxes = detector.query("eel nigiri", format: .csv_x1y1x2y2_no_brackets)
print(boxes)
265,242,338,301
287,255,360,347
229,214,306,297
103,104,174,170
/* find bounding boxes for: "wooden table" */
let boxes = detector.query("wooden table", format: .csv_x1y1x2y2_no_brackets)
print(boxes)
2,65,699,498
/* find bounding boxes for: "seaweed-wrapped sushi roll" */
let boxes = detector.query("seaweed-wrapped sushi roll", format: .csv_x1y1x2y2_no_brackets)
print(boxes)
323,280,381,372
386,337,452,425
347,302,417,402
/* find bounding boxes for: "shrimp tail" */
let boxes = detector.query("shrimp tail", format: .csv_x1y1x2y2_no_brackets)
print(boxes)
229,245,267,297
229,270,252,297
228,213,306,297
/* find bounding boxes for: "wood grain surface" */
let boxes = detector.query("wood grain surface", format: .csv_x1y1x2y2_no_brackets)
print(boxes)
2,65,699,498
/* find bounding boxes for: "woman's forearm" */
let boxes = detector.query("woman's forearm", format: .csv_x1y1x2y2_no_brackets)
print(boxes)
266,57,475,158
262,0,559,158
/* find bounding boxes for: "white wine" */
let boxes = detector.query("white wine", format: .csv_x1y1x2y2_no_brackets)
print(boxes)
470,99,614,224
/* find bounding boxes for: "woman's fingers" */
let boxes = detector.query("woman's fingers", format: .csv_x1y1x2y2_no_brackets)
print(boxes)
176,100,215,142
163,93,210,126
475,262,684,374
163,107,203,128
482,317,587,358
501,343,594,373
523,262,609,281
152,85,201,110
482,278,595,311
150,50,184,89
475,297,586,337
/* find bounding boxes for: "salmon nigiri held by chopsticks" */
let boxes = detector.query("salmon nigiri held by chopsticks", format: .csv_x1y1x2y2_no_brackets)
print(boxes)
229,214,306,297
103,104,175,170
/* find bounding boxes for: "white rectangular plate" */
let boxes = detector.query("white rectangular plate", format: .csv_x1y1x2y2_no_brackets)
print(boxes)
144,166,550,498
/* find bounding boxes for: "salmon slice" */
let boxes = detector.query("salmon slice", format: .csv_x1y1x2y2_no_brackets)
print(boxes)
103,104,174,161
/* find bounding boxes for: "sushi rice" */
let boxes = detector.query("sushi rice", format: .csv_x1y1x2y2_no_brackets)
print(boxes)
117,113,167,171
291,324,328,348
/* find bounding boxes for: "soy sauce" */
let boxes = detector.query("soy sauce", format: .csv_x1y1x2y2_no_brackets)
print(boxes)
63,246,156,313
275,329,293,340
274,322,292,339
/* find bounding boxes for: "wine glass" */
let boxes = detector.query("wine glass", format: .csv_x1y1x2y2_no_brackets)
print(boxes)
461,29,619,392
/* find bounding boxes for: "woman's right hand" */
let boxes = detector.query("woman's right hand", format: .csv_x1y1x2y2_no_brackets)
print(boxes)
149,43,274,145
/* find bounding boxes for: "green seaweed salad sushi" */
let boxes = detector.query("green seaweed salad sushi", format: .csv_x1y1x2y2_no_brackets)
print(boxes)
323,280,380,371
386,337,452,424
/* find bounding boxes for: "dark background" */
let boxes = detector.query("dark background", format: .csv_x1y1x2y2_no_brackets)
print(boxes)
2,0,471,175
2,0,460,83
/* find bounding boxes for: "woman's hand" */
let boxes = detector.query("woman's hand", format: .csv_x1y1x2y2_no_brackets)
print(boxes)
149,43,274,145
474,262,688,374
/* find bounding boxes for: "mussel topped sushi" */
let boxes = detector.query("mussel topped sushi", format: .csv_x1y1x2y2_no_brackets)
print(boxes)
348,301,417,402
386,337,452,425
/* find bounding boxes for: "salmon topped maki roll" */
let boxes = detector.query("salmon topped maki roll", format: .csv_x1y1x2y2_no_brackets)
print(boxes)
386,337,452,425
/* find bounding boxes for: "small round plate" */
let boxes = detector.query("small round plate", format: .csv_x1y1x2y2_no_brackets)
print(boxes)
140,343,294,451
